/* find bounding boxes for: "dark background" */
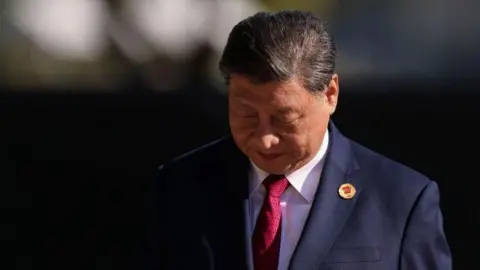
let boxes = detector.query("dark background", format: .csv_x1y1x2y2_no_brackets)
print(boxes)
3,79,478,269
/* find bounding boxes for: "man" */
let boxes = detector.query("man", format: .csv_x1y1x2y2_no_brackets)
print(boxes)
150,10,451,270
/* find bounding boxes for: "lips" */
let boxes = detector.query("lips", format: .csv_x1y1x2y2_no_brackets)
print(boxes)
258,152,283,160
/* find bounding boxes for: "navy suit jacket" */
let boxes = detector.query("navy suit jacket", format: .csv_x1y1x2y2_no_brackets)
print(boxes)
149,122,451,270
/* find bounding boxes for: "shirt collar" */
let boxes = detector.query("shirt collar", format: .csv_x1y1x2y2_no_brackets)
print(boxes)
249,129,329,202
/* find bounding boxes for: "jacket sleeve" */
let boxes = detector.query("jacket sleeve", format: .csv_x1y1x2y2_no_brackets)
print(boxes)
400,181,452,269
145,164,213,270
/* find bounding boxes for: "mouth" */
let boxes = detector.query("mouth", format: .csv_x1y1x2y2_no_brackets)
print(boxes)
258,152,283,161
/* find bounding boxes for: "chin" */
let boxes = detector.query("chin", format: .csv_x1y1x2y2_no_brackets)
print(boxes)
253,159,290,175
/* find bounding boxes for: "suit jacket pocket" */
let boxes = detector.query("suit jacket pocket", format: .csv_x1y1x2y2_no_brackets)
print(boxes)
323,247,381,263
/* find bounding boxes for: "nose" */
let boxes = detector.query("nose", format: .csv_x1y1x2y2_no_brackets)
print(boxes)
256,123,279,150
259,134,280,150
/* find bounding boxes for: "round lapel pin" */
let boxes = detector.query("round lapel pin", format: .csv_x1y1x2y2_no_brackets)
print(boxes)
338,183,356,199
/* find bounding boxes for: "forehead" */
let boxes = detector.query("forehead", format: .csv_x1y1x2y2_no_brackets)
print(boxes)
229,75,311,107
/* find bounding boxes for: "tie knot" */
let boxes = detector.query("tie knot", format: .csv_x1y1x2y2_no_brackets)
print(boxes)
263,174,289,198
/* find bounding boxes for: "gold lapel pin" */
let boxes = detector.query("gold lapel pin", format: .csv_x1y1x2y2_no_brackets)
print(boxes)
338,183,356,199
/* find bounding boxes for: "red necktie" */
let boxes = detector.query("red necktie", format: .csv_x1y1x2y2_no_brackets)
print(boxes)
252,174,289,270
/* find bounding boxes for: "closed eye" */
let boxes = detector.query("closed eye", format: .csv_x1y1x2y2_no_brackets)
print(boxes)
275,116,300,124
234,110,257,118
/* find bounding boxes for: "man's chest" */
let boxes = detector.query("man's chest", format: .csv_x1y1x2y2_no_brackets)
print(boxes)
247,187,313,270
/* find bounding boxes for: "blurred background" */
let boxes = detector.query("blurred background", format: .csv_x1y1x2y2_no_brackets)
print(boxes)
2,0,478,269
1,0,479,90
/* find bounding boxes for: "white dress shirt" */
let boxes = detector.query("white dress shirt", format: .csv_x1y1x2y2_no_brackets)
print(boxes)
248,131,329,270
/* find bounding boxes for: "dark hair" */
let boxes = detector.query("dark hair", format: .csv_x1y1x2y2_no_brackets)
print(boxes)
219,10,337,93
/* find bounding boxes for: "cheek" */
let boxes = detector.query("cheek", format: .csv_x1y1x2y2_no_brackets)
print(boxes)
280,132,309,152
230,119,254,134
230,120,254,145
279,123,316,152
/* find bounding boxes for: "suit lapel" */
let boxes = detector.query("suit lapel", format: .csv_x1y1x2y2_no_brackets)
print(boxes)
289,122,361,269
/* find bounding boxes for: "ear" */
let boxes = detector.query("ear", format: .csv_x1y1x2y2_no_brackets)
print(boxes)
325,74,339,115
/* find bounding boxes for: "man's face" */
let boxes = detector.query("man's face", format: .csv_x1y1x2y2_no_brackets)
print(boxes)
228,75,339,175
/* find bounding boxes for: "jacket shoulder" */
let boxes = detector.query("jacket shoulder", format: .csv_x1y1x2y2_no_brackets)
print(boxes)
348,140,435,215
351,140,432,188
